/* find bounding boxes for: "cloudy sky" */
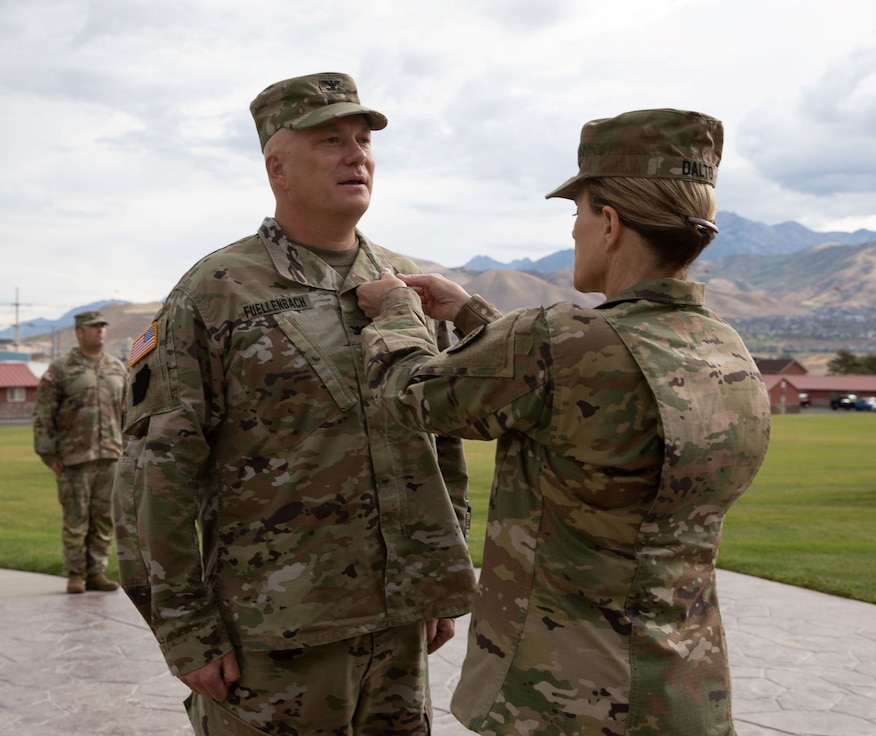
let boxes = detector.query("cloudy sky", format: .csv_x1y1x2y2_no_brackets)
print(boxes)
2,0,875,327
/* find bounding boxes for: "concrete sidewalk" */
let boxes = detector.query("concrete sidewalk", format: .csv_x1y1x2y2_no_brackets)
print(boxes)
1,568,874,735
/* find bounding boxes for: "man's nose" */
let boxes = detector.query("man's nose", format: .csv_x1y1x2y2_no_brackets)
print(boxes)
344,139,369,165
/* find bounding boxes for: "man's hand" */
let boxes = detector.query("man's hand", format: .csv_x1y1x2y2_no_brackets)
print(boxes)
44,456,64,474
178,650,241,701
426,618,456,654
399,273,471,322
357,269,408,318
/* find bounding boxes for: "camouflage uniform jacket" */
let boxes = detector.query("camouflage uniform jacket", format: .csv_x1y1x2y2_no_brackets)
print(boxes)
113,218,476,676
33,347,126,466
362,278,771,736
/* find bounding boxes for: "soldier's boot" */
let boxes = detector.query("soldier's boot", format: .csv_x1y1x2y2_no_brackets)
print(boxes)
67,574,86,594
86,572,120,592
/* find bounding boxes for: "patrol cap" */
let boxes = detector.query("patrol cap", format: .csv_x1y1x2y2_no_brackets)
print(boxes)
250,72,388,151
74,310,108,328
546,108,723,200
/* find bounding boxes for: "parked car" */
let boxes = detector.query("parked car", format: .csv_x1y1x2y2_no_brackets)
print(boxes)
830,394,858,410
854,396,876,411
798,392,811,408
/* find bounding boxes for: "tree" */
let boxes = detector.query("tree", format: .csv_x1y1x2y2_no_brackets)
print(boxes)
827,350,875,375
828,350,863,375
861,353,876,375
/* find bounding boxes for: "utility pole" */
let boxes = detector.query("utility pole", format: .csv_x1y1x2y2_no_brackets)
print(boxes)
1,288,34,351
14,287,21,349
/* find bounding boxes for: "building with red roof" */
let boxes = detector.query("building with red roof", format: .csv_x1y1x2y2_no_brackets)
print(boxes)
758,371,876,413
0,363,40,420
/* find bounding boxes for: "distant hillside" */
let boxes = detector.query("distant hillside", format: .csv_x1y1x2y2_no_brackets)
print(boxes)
691,240,876,310
16,302,162,364
10,229,876,365
464,211,876,271
14,241,876,338
0,299,130,342
418,239,876,317
409,262,821,318
711,212,876,257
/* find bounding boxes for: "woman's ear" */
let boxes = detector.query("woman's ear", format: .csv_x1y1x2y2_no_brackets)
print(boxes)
601,205,622,249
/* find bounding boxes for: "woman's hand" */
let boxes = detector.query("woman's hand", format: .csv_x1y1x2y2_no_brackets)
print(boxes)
356,269,407,318
398,273,471,322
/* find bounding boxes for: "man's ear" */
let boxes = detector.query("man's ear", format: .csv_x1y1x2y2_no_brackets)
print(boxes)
265,152,284,186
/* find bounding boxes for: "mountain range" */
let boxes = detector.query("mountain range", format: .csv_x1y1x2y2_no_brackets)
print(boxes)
463,211,876,272
4,211,876,362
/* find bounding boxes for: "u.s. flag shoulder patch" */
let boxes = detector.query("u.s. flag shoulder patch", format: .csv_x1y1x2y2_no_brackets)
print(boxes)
130,322,158,368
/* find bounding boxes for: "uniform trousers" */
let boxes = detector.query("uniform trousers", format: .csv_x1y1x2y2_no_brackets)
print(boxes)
185,620,431,735
56,459,116,575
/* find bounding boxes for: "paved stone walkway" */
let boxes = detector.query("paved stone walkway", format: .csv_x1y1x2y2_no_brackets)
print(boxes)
1,568,874,735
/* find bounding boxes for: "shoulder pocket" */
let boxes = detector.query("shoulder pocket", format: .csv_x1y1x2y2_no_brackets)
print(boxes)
123,316,178,433
432,309,536,378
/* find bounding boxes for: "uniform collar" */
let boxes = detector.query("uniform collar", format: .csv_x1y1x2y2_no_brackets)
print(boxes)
257,217,386,293
597,278,705,309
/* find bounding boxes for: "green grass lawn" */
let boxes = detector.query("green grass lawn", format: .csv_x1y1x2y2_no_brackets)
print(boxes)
0,426,119,579
460,413,876,604
715,413,876,603
2,414,874,603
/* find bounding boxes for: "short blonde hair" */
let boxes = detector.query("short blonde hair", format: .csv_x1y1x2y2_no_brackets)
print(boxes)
582,177,717,268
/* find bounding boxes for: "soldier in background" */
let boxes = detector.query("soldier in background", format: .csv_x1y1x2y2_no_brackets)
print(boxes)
112,72,476,735
357,109,772,735
33,310,126,594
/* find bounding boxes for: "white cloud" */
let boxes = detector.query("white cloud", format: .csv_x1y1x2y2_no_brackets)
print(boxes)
737,47,876,196
2,0,876,325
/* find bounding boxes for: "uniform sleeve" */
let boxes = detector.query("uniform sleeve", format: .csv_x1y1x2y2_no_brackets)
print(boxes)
112,289,232,676
32,362,63,463
453,294,504,337
387,253,475,539
362,288,552,442
431,316,471,538
104,357,128,448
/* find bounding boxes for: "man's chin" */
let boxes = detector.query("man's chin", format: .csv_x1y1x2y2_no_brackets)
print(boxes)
337,194,371,218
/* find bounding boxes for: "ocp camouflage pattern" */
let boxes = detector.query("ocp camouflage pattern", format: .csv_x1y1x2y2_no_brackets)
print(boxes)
249,72,388,150
33,347,127,466
112,217,476,676
546,108,723,200
361,278,770,735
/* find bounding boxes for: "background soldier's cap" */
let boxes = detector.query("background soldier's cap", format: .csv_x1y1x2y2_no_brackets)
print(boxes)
545,108,724,200
74,311,108,328
250,72,388,151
